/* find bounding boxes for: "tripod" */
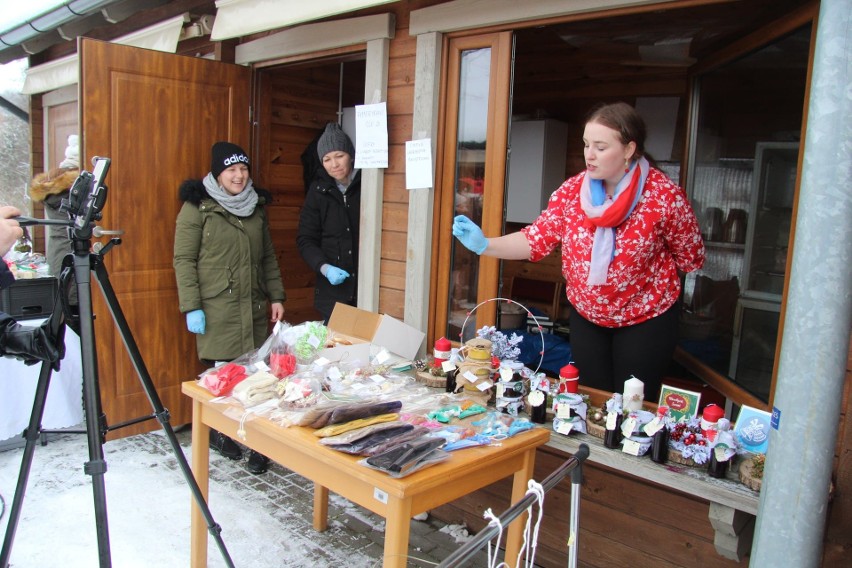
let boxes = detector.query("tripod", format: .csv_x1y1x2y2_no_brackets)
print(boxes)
2,162,234,568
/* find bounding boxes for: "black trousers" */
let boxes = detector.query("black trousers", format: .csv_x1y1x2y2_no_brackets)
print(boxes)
568,301,680,402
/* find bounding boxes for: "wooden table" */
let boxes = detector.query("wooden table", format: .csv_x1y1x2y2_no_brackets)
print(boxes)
182,381,551,567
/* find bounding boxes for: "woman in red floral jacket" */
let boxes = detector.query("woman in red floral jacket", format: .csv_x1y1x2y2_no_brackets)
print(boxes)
453,102,705,398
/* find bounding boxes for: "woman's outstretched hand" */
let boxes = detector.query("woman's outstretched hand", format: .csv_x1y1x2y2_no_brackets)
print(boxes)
452,215,488,255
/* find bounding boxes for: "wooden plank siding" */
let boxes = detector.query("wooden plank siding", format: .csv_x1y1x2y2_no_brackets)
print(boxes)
377,6,419,318
431,445,744,568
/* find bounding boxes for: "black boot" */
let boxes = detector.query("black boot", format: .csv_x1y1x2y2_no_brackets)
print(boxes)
246,450,270,475
209,430,242,460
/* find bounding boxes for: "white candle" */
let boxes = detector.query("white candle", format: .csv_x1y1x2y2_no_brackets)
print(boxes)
622,376,645,411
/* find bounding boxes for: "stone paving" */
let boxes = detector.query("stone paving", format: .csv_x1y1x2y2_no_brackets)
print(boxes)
1,427,500,567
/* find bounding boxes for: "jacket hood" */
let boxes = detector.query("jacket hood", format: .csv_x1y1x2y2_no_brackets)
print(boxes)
310,168,362,195
29,168,79,202
178,178,272,205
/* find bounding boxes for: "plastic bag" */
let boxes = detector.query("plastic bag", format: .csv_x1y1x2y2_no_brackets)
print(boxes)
267,322,297,379
286,321,328,364
198,362,248,396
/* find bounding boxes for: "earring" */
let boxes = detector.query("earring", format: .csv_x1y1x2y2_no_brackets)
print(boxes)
624,159,630,173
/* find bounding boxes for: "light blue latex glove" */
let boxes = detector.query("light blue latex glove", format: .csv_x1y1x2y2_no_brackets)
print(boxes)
324,265,350,286
186,309,205,334
452,215,488,255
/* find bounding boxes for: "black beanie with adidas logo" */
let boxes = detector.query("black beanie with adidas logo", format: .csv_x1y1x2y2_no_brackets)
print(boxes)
210,141,250,179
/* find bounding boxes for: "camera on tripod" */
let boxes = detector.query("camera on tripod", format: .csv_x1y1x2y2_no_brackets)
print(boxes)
60,157,110,239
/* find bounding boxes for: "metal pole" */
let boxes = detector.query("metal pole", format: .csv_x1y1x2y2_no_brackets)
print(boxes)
437,444,589,568
567,457,583,568
751,1,852,565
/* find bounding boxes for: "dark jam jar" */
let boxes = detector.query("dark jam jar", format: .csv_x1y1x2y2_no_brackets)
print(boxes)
708,451,729,478
651,424,669,463
603,412,624,449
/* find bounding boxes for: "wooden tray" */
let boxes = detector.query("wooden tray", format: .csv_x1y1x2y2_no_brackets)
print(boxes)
738,457,763,491
415,371,447,389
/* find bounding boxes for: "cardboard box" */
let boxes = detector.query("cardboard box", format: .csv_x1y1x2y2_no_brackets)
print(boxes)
319,303,425,365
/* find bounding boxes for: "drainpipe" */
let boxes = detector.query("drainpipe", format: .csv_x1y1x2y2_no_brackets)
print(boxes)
750,0,852,566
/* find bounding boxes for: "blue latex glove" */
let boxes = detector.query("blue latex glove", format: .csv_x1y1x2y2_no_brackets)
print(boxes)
452,215,488,255
325,265,350,286
186,310,205,334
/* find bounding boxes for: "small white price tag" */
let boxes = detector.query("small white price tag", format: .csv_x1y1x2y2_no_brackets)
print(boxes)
326,366,342,380
307,335,321,348
441,360,457,373
528,390,545,407
375,349,390,364
621,417,637,437
496,384,505,399
622,439,643,456
556,403,573,419
499,367,513,382
643,417,663,436
314,356,330,367
714,446,729,461
370,374,385,384
476,379,493,392
606,412,618,430
462,371,478,384
555,421,574,435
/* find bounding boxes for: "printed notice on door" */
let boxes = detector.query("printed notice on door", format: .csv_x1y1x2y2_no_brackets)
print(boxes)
405,139,433,189
354,103,388,169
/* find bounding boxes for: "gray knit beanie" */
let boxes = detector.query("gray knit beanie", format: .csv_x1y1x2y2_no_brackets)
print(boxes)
316,122,355,160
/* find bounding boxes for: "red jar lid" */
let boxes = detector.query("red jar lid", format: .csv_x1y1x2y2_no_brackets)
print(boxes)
560,363,579,379
702,403,724,423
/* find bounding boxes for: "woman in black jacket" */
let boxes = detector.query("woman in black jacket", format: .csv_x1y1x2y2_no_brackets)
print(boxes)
297,123,361,322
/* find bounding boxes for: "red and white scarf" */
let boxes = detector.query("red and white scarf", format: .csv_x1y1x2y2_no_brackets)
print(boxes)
580,156,649,285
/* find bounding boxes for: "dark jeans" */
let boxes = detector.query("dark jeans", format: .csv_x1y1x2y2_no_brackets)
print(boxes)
568,301,681,402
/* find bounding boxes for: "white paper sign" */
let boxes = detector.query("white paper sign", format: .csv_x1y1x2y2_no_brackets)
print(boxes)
555,421,574,435
441,360,457,373
405,138,433,189
355,102,388,169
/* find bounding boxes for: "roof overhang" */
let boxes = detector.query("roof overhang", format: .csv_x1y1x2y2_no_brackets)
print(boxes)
210,0,399,40
22,13,186,94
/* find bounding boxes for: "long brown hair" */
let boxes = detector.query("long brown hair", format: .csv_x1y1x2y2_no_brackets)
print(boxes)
586,102,647,159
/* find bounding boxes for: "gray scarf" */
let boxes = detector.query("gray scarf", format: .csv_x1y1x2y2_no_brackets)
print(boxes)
203,172,258,217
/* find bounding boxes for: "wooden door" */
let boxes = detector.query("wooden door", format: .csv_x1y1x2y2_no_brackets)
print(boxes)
79,38,251,437
432,32,512,344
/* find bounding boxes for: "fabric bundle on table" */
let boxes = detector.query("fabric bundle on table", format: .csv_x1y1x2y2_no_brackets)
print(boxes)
232,371,279,406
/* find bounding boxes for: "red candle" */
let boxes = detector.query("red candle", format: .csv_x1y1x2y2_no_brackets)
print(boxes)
700,404,725,441
433,336,451,365
559,363,580,394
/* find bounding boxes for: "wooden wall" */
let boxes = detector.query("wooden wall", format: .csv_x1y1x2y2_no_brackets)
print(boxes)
432,445,744,567
376,4,421,320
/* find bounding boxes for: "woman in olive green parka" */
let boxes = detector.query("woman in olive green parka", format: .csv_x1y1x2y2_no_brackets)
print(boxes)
173,142,286,362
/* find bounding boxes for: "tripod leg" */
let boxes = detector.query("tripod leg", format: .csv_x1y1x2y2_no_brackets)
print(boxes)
73,250,113,568
0,359,57,568
91,255,235,568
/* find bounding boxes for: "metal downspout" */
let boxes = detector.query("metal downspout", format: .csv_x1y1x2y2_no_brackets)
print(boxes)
750,0,852,565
